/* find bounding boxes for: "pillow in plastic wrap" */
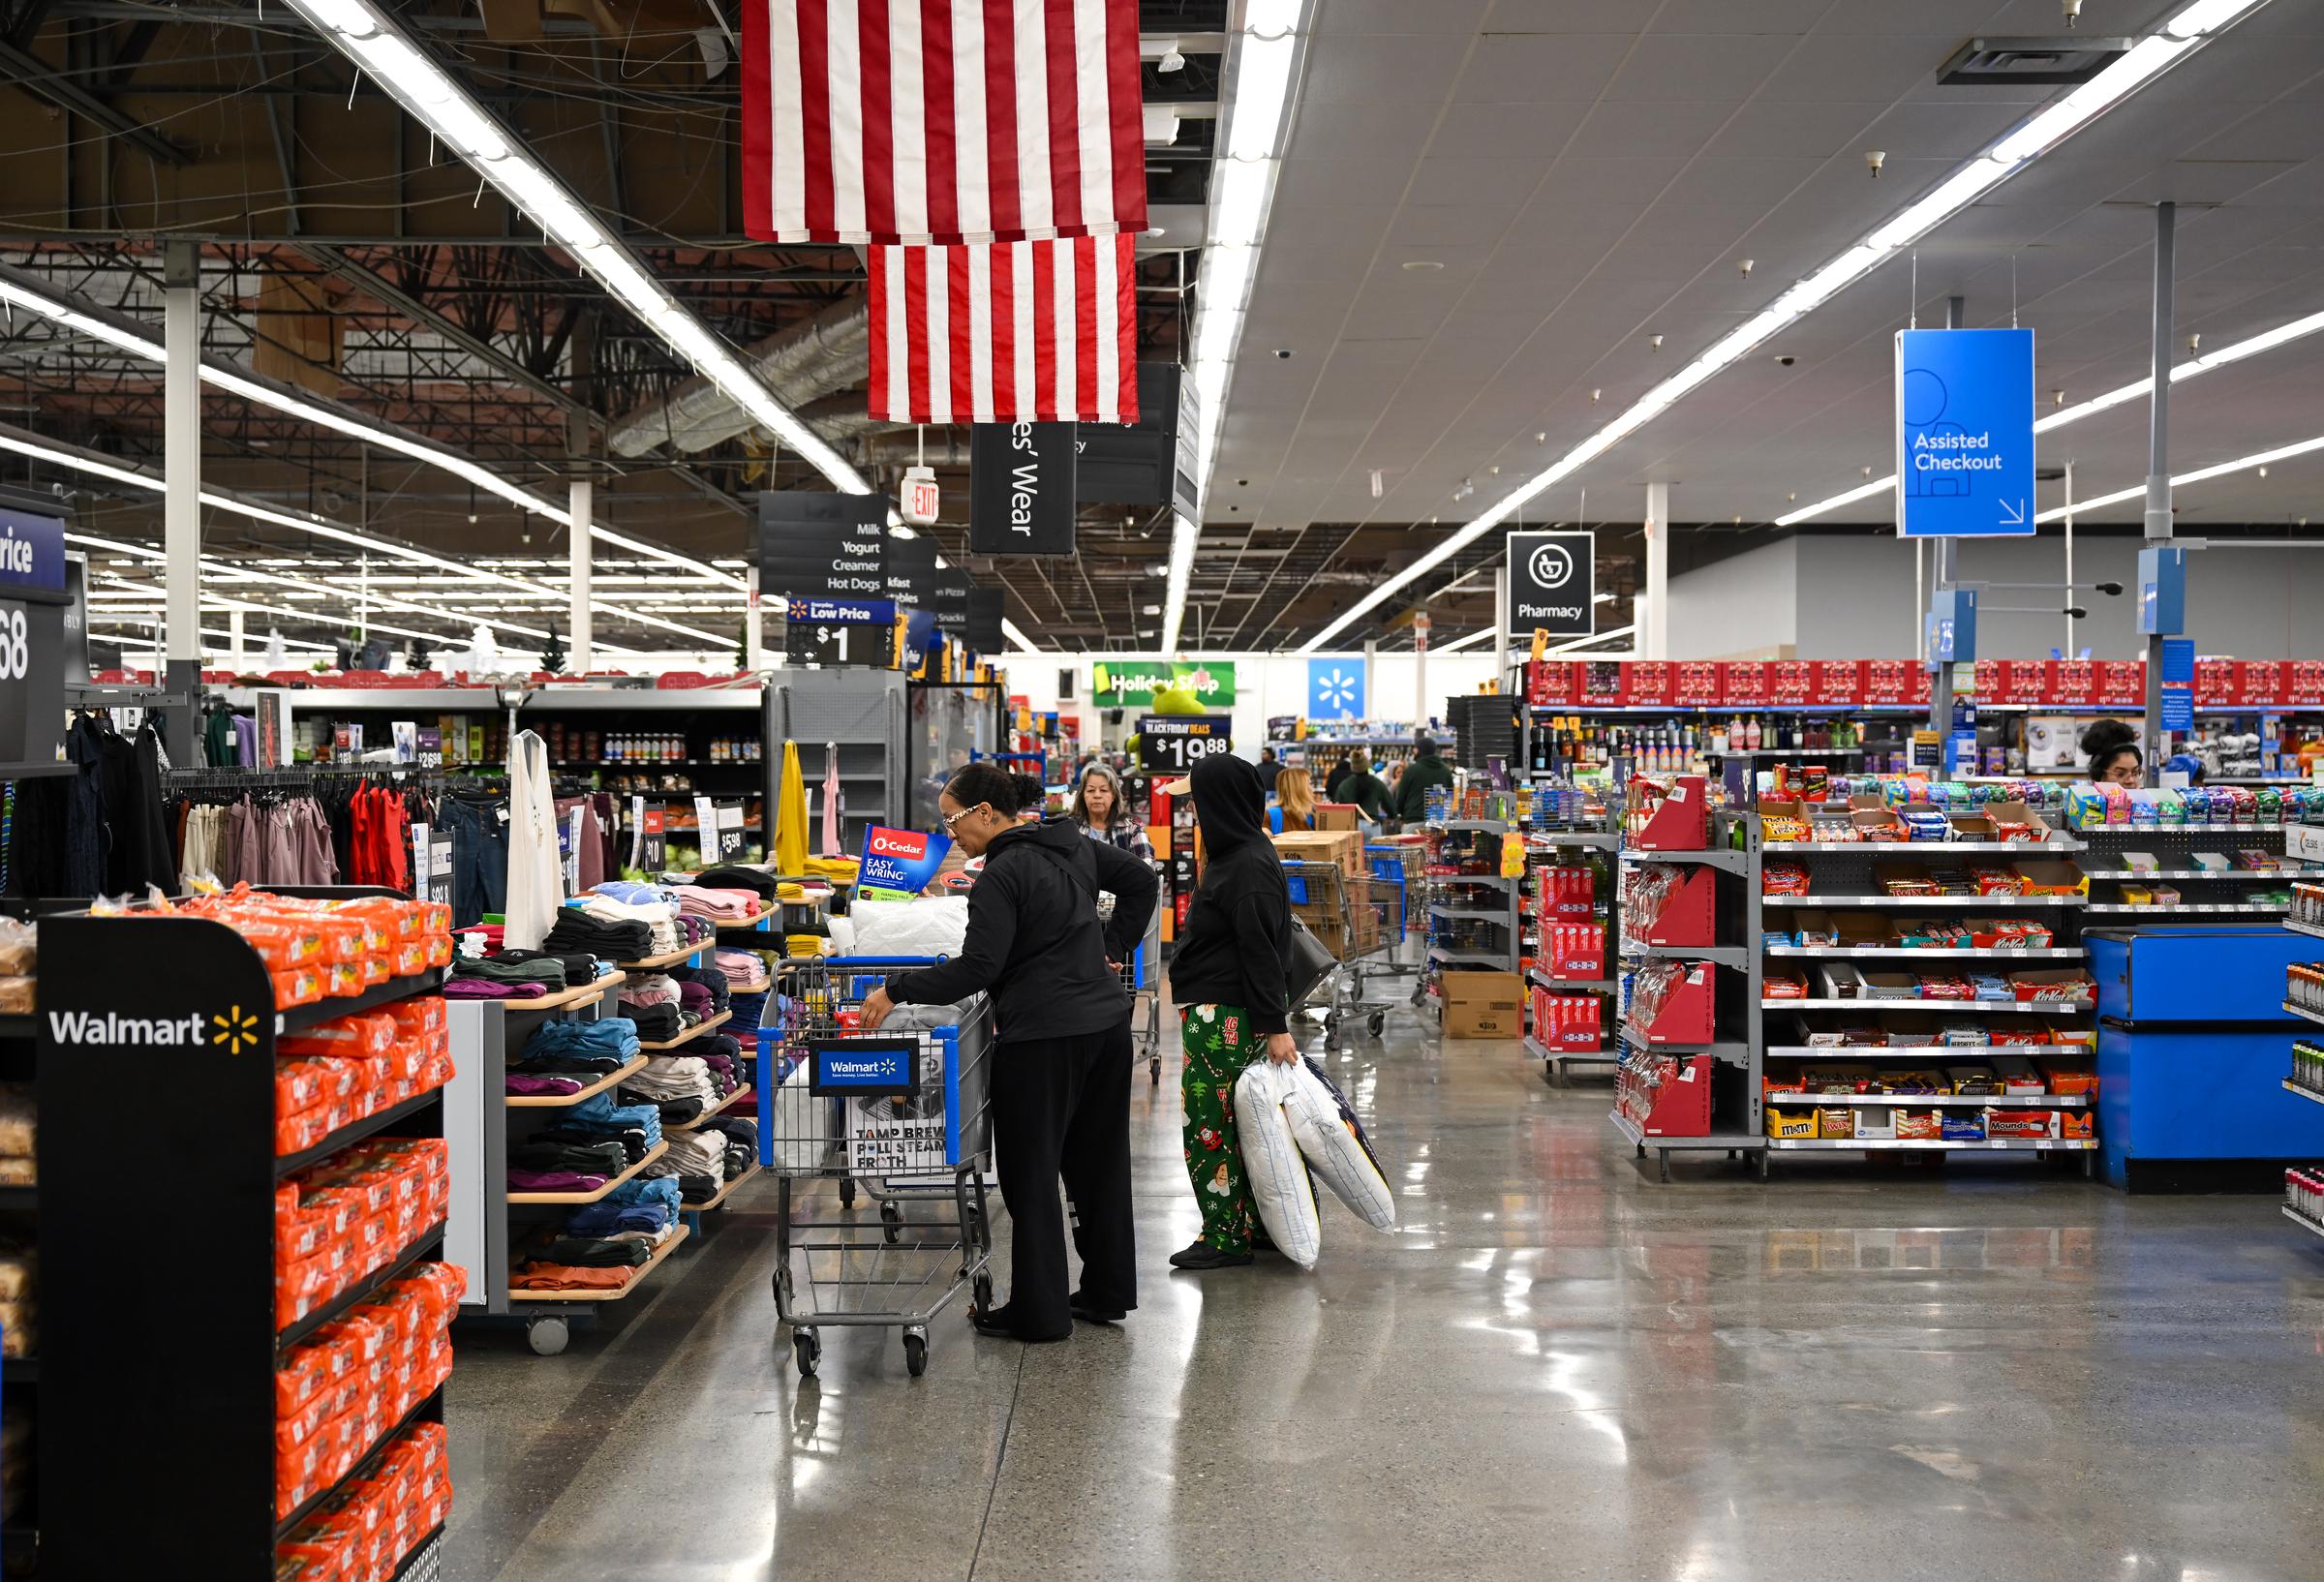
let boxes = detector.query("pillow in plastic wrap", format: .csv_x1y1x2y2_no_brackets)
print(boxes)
825,913,858,958
879,992,986,1032
848,897,968,961
1233,1060,1320,1268
1286,1056,1394,1230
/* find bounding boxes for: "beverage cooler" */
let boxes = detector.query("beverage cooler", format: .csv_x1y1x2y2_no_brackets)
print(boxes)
2087,925,2319,1190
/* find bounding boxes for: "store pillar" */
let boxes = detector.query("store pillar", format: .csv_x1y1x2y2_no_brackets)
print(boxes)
567,477,593,673
2142,202,2177,775
162,239,203,758
1642,481,1668,660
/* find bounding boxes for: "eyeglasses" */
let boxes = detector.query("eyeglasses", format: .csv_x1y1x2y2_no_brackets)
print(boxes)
941,803,987,833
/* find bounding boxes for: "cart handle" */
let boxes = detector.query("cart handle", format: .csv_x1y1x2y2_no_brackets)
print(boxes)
812,955,951,967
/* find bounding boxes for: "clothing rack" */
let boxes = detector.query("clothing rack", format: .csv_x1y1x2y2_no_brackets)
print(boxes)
166,766,486,791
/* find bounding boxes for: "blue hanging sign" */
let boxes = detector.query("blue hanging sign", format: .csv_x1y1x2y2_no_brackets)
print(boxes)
1306,656,1365,720
1895,327,2035,538
787,596,896,625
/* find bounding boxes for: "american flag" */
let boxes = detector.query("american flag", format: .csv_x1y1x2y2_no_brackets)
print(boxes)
742,0,1148,247
868,233,1138,425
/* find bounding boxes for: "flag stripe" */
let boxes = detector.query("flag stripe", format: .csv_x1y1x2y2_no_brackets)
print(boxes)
1071,0,1110,239
949,1,986,238
903,248,931,426
1042,1,1082,238
852,0,890,242
1073,233,1098,422
980,0,1020,241
920,1,958,241
926,243,952,423
947,243,975,420
1103,0,1142,232
1013,2,1053,236
966,242,994,419
886,0,923,240
796,0,836,241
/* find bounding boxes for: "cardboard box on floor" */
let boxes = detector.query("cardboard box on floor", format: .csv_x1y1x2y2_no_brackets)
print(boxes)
1442,970,1525,1037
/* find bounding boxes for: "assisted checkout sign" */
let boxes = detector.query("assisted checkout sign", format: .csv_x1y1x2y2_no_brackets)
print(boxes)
1894,327,2034,538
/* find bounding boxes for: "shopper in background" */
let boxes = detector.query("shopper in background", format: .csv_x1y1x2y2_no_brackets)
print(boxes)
1337,749,1392,824
1258,745,1283,789
1070,763,1154,860
1164,752,1297,1271
1324,752,1356,802
2083,719,2144,786
861,764,1156,1341
1270,767,1316,833
1390,733,1456,824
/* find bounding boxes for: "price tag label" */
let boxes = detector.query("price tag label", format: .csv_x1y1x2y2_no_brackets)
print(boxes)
1137,715,1232,774
631,795,667,873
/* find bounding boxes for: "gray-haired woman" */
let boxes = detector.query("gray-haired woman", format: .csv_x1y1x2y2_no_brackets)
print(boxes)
1070,764,1154,862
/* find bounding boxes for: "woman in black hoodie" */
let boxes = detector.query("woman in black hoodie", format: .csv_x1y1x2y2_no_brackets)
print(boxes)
1164,752,1298,1270
861,763,1157,1341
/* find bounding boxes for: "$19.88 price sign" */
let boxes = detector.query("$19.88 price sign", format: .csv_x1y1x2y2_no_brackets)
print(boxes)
1137,715,1232,774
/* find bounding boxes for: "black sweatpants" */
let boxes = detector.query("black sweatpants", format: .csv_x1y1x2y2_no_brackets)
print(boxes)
990,1019,1137,1339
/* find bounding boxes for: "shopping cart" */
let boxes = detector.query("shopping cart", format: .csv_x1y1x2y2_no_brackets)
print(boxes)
1282,859,1396,1041
1099,890,1166,1083
758,957,995,1380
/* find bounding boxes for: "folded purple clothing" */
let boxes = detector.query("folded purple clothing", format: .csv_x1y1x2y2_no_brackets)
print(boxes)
447,977,548,999
508,1168,609,1192
506,1074,586,1097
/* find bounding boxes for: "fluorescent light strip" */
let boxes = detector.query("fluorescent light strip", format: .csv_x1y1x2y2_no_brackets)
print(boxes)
1434,626,1496,654
1162,3,1310,652
90,623,336,655
91,572,484,652
278,0,867,519
2031,431,2324,522
0,427,727,648
1295,2,2263,654
0,268,743,594
1780,303,2324,527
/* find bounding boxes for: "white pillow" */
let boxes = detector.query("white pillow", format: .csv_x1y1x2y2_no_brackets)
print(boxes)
846,897,969,961
1284,1057,1395,1231
1234,1060,1320,1268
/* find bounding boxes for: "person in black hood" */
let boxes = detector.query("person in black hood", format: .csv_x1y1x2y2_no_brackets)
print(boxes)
861,762,1157,1342
1163,751,1298,1271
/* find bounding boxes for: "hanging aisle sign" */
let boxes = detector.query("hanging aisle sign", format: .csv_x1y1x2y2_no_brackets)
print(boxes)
969,421,1079,556
1504,530,1596,638
1894,327,2035,538
1137,715,1232,774
0,500,68,774
757,491,887,599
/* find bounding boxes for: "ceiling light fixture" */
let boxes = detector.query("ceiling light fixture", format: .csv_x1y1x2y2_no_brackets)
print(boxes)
1780,304,2324,526
1296,0,2270,654
2032,431,2324,522
1163,0,1311,651
271,0,867,526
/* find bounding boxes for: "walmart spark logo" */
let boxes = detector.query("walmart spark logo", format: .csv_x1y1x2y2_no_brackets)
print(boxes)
212,1004,260,1055
1308,659,1364,718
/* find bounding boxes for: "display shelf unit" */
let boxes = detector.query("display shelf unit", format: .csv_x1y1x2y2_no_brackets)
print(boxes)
677,1162,764,1225
2280,831,2324,1236
1520,813,1625,1084
1418,816,1524,1026
34,897,451,1575
2088,902,2289,915
507,1224,691,1300
2074,823,2300,924
447,976,695,1355
616,943,703,971
505,1141,670,1203
1753,828,2102,1177
494,974,627,1016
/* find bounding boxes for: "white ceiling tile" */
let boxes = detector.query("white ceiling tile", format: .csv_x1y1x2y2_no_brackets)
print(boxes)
1603,32,1798,104
1383,204,1523,250
1452,33,1636,103
1660,156,1827,208
1564,98,1742,160
1320,0,1493,33
1423,102,1592,159
1758,34,1950,105
1303,32,1476,104
1406,157,1548,208
1275,157,1418,208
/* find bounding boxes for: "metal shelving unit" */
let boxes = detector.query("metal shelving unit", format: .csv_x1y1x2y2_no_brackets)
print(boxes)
1520,811,1625,1085
2074,823,2299,924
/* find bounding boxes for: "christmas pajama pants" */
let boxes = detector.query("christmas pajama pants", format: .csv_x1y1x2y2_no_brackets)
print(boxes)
1180,1003,1263,1254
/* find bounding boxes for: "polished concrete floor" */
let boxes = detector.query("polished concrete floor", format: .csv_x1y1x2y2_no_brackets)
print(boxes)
446,1004,2324,1582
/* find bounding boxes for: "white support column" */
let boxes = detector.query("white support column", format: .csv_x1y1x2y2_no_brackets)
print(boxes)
164,270,201,670
1413,612,1429,728
746,566,766,671
1491,566,1508,685
567,479,594,672
228,608,245,671
1642,481,1669,660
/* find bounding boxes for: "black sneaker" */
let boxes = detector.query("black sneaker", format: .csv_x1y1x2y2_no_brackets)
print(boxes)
969,1302,1069,1343
1068,1291,1129,1323
1168,1239,1254,1270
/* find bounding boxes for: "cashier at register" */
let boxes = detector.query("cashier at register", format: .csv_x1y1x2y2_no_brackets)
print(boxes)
2082,719,2143,787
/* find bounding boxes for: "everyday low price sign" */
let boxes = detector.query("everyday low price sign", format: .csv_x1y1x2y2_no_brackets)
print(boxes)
859,823,953,901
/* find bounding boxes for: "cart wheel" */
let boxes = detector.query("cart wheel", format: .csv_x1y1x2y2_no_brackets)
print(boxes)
793,1328,821,1378
902,1327,929,1378
880,1202,902,1245
525,1317,568,1357
1150,1056,1161,1085
1366,1012,1386,1036
972,1272,994,1314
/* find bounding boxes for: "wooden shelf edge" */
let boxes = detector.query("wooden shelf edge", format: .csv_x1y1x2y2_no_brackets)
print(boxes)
678,1160,763,1215
636,1008,732,1052
507,1222,691,1300
668,1084,755,1132
505,1053,649,1108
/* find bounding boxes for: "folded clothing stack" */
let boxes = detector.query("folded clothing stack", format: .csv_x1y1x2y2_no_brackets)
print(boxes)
677,914,715,950
623,1054,718,1125
573,893,681,957
564,1195,675,1238
566,1089,663,1154
625,1001,685,1046
444,951,564,999
676,885,763,923
698,1114,756,1181
495,947,609,984
645,1128,735,1202
535,1112,652,1166
671,961,732,1013
591,879,675,907
523,1016,641,1062
677,980,716,1023
715,949,772,992
692,865,784,901
621,972,682,1009
543,909,653,962
727,989,779,1042
512,1171,685,1290
509,1139,628,1176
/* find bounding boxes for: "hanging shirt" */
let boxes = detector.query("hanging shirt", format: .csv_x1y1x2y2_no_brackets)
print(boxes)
505,730,564,950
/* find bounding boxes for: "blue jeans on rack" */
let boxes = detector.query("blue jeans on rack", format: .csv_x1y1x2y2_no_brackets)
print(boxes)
439,796,507,929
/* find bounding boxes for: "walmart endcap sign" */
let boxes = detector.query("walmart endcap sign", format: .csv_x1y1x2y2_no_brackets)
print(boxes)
1090,659,1237,707
858,823,952,902
1894,327,2034,538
